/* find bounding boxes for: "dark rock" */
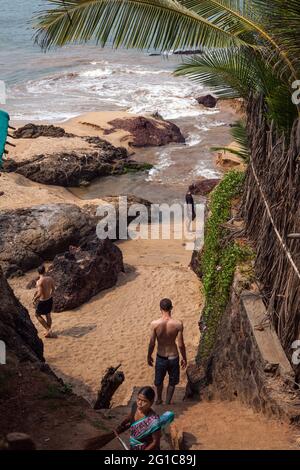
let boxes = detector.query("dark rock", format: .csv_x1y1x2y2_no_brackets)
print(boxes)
14,123,75,139
196,95,218,108
47,239,124,312
151,112,164,121
5,433,36,451
5,139,129,187
0,204,94,277
105,116,185,147
0,267,44,362
190,247,203,278
0,191,4,197
189,178,220,196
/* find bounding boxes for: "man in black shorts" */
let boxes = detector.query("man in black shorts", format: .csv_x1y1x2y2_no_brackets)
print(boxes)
33,265,55,338
147,298,187,405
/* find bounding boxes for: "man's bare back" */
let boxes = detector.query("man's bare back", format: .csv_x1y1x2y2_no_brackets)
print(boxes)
36,276,55,301
148,298,187,405
151,317,183,358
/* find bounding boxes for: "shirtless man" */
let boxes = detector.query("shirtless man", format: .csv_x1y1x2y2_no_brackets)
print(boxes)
33,265,55,338
147,298,187,405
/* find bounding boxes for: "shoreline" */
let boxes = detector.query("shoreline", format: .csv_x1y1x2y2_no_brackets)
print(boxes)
1,99,242,211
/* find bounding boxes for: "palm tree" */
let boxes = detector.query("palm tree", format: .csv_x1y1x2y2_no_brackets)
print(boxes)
34,0,300,131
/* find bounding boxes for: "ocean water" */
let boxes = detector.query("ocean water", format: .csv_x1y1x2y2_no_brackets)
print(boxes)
1,0,234,199
0,0,207,122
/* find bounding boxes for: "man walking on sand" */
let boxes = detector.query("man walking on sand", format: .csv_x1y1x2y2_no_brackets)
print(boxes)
33,265,55,338
147,298,187,405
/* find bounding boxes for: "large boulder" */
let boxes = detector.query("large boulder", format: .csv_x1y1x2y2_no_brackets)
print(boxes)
104,116,185,147
0,268,44,362
47,239,124,312
196,95,217,108
4,138,129,187
0,204,94,277
188,178,220,196
0,199,152,279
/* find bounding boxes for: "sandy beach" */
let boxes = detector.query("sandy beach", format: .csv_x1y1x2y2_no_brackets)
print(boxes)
10,224,203,405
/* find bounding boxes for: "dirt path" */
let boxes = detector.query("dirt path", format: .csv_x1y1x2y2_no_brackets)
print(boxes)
10,222,300,450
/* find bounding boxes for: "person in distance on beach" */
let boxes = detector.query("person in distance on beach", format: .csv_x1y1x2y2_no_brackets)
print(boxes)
33,265,55,338
185,189,196,232
148,298,187,405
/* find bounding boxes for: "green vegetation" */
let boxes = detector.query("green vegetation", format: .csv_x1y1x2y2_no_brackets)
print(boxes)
196,170,253,363
122,162,153,174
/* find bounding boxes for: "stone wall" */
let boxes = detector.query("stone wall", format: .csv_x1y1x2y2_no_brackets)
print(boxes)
187,279,300,424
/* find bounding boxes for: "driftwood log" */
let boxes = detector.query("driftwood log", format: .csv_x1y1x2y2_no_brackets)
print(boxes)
94,364,125,410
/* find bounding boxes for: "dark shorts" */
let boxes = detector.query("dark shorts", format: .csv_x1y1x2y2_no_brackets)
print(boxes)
36,298,53,316
154,354,180,387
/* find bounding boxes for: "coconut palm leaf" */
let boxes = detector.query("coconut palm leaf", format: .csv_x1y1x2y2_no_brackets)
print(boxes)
251,0,300,78
175,47,257,98
176,0,300,84
175,47,298,130
212,119,249,161
33,0,251,51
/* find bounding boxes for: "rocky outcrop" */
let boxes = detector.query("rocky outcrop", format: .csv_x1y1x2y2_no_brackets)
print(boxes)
4,138,130,187
196,95,217,108
0,268,44,362
0,204,94,277
0,198,152,279
105,116,185,147
189,178,220,196
14,124,75,139
46,239,124,312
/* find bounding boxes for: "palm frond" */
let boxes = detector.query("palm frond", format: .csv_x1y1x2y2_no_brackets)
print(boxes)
33,0,249,51
251,0,300,79
175,46,298,130
174,47,263,99
212,120,249,162
177,0,300,84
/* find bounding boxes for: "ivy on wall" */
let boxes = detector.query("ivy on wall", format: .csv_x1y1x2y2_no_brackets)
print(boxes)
197,170,253,364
